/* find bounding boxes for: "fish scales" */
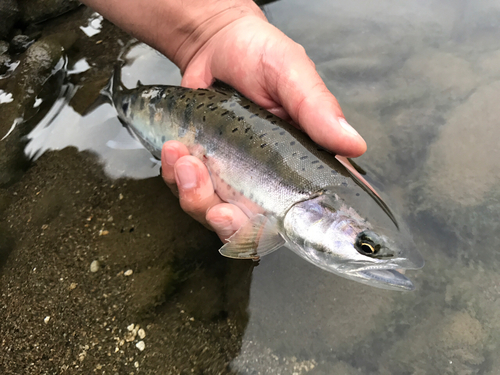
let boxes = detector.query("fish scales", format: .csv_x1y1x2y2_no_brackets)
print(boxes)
117,84,352,217
111,74,424,291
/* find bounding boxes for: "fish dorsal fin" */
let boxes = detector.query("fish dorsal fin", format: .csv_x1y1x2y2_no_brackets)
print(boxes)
136,80,144,87
219,214,285,260
347,158,367,175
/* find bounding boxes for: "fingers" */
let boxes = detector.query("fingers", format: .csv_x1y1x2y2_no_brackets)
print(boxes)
161,141,190,195
174,155,224,225
161,141,247,239
206,203,249,242
265,43,367,157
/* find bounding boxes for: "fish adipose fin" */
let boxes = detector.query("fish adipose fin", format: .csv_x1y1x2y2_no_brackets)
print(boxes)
219,214,285,260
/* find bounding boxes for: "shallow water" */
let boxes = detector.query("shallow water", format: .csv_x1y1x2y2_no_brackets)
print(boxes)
2,0,500,374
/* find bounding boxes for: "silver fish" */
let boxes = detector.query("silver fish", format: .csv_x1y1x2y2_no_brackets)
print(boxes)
109,70,423,291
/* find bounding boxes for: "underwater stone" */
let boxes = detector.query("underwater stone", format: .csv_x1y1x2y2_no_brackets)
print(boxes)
19,0,81,24
0,0,19,40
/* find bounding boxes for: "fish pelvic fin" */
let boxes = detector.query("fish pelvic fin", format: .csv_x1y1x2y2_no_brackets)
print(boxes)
219,214,285,260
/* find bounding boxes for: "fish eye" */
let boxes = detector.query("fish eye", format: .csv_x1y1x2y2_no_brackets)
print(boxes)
360,242,378,254
355,231,384,258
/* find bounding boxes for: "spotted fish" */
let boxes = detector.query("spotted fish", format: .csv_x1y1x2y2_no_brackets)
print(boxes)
108,68,423,291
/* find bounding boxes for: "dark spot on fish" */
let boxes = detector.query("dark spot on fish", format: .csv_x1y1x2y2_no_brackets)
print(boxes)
316,147,325,152
271,121,277,125
280,131,285,135
249,193,254,199
122,101,129,113
129,227,134,233
356,193,360,196
208,95,215,99
238,117,244,121
249,114,257,118
249,136,253,140
342,181,348,187
220,99,228,103
232,128,238,133
180,94,185,99
331,170,337,174
272,127,279,131
275,142,278,146
162,135,166,142
210,106,218,111
290,141,296,146
266,114,273,119
230,102,236,107
292,152,297,156
243,104,250,109
221,111,229,116
245,128,250,133
203,116,206,122
260,143,267,148
196,103,204,109
207,103,214,107
317,165,324,169
258,107,264,110
259,133,266,138
198,93,206,96
302,168,305,171
311,160,319,164
300,156,308,160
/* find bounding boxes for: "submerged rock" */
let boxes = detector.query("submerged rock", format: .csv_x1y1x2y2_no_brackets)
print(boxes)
0,0,19,40
0,34,70,187
19,0,81,24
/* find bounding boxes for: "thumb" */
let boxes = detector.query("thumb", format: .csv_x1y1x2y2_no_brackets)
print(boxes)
267,45,367,157
180,57,214,89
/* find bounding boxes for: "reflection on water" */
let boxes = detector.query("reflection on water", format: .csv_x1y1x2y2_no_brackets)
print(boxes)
1,0,500,373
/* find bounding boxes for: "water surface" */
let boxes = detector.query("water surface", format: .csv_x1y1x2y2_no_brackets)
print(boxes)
2,0,500,374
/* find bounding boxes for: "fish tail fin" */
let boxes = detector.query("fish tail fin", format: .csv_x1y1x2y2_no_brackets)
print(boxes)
101,62,125,102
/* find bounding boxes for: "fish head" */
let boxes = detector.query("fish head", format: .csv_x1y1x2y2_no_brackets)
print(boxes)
283,190,424,291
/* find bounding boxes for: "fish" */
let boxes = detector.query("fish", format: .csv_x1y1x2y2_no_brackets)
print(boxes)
107,67,424,291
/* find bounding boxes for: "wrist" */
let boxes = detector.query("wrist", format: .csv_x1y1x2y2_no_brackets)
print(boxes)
157,1,267,71
80,0,266,72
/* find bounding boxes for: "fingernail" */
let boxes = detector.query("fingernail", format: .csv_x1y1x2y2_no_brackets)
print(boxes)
176,162,197,189
165,148,177,166
338,117,361,138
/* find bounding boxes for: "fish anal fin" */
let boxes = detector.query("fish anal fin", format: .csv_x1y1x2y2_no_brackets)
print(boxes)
219,214,285,260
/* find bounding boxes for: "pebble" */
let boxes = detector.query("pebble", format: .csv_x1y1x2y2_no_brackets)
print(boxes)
124,269,133,276
135,341,145,351
119,193,124,200
138,328,146,339
44,316,50,324
90,260,100,273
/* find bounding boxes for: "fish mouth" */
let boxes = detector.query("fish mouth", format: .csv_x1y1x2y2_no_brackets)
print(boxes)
345,255,424,291
348,268,415,291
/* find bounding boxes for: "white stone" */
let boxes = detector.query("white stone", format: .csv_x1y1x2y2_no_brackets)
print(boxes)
135,341,145,351
138,328,146,339
44,316,50,324
124,269,133,276
90,260,100,273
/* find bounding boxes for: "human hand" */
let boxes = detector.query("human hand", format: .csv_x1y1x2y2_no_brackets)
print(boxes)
161,13,367,242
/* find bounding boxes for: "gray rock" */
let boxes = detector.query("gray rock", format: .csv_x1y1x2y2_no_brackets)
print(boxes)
0,35,70,187
10,34,34,53
0,0,19,40
19,0,81,24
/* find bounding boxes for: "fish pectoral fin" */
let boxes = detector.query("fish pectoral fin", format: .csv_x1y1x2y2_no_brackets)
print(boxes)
219,214,285,260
